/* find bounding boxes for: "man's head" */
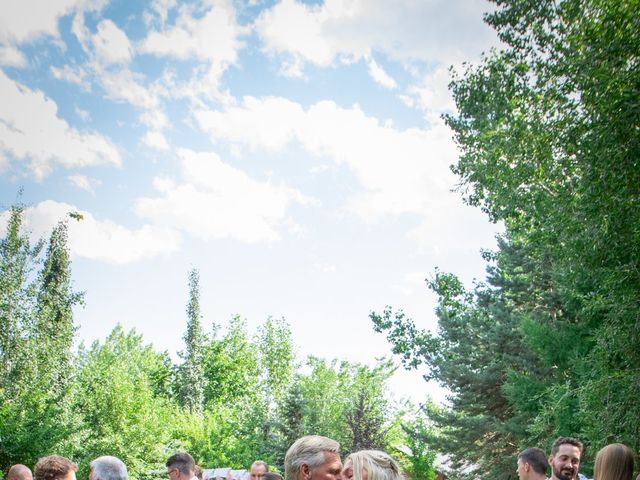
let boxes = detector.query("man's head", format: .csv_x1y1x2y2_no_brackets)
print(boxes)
549,437,583,480
7,465,33,480
90,456,128,480
250,462,268,480
284,435,342,480
166,453,197,480
516,448,548,480
34,456,78,480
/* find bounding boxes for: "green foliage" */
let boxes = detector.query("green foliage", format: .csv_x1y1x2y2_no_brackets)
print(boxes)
180,269,206,413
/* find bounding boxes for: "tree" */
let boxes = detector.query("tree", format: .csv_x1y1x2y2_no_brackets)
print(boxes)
180,268,205,413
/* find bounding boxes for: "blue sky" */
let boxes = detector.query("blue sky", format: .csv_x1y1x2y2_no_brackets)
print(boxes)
0,0,502,403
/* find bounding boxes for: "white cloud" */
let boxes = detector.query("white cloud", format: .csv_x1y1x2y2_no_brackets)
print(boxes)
0,70,121,179
141,130,170,151
195,96,454,222
99,68,159,109
255,0,498,74
139,109,168,130
51,64,91,90
68,174,97,192
0,44,27,67
400,65,456,119
0,0,84,44
135,148,313,243
141,0,243,64
0,200,181,264
366,56,397,89
74,105,90,120
92,19,133,64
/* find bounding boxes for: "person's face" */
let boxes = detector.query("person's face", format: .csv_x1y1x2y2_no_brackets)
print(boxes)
304,452,342,480
61,471,76,480
516,459,529,480
550,444,581,480
341,459,366,480
250,466,267,480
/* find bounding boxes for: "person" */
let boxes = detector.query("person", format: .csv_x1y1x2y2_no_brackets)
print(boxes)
263,474,283,480
194,467,203,480
342,450,402,480
284,435,342,480
167,453,197,480
548,437,584,480
7,465,33,480
516,448,547,480
593,443,634,480
89,456,128,480
249,462,268,480
34,456,78,480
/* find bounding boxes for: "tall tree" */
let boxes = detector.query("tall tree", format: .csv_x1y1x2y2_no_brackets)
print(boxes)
35,220,83,395
180,268,205,413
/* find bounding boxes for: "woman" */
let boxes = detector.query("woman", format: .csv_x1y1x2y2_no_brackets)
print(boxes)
594,443,634,480
342,450,402,480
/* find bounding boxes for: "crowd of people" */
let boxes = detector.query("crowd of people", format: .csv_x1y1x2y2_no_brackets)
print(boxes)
2,435,637,480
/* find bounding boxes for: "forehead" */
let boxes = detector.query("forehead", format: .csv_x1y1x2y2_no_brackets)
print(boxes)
555,444,581,459
251,466,267,474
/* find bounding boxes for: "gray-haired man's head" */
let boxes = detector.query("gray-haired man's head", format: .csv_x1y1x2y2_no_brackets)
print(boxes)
284,436,342,480
90,457,128,480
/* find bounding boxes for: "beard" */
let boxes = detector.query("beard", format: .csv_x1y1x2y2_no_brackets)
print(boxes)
552,465,577,480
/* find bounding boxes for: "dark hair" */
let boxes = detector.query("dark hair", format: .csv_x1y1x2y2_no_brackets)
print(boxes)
518,448,548,475
194,466,203,480
262,474,282,480
551,437,584,456
166,453,196,476
34,456,78,480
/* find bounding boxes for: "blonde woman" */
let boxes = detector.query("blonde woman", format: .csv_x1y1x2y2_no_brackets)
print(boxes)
594,443,634,480
342,451,402,480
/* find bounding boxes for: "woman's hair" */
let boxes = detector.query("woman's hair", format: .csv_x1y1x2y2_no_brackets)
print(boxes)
594,444,634,480
345,451,402,480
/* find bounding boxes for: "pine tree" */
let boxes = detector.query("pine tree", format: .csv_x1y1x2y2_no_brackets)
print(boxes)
180,268,205,413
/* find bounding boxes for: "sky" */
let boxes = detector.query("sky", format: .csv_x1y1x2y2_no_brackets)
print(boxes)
0,0,503,404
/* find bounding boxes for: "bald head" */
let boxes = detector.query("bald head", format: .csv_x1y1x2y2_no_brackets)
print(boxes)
8,465,33,480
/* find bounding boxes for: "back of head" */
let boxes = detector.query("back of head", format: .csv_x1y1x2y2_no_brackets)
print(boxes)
263,474,283,480
346,451,402,480
167,453,196,478
518,448,548,476
551,437,584,456
594,444,634,480
35,456,78,480
91,456,128,480
284,436,340,480
8,465,33,480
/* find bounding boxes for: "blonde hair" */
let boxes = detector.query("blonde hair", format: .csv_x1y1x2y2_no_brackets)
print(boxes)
594,444,634,480
345,451,402,480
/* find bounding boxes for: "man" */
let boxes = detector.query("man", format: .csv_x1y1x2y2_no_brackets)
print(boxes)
34,456,77,480
249,462,268,480
89,456,128,480
548,437,584,480
516,448,547,480
284,435,342,480
167,453,197,480
7,465,33,480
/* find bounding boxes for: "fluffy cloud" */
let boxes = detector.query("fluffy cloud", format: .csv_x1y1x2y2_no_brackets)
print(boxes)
135,148,313,242
141,130,170,151
0,44,27,67
366,56,397,90
92,19,133,64
0,0,86,43
0,71,121,179
68,173,99,193
255,0,498,73
50,64,91,90
195,96,454,222
0,200,181,264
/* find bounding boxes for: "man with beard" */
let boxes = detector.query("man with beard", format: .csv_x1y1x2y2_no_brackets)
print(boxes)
548,437,586,480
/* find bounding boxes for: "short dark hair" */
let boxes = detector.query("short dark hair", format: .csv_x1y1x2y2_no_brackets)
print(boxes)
263,474,282,480
551,437,584,456
166,453,196,476
34,456,78,480
518,448,548,475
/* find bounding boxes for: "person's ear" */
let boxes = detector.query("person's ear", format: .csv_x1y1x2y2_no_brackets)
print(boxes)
301,465,310,480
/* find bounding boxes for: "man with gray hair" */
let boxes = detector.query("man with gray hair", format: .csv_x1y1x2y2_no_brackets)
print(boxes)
284,435,342,480
89,456,128,480
7,465,33,480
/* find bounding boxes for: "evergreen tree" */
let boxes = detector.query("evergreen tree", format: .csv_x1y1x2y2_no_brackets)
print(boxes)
180,268,205,413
